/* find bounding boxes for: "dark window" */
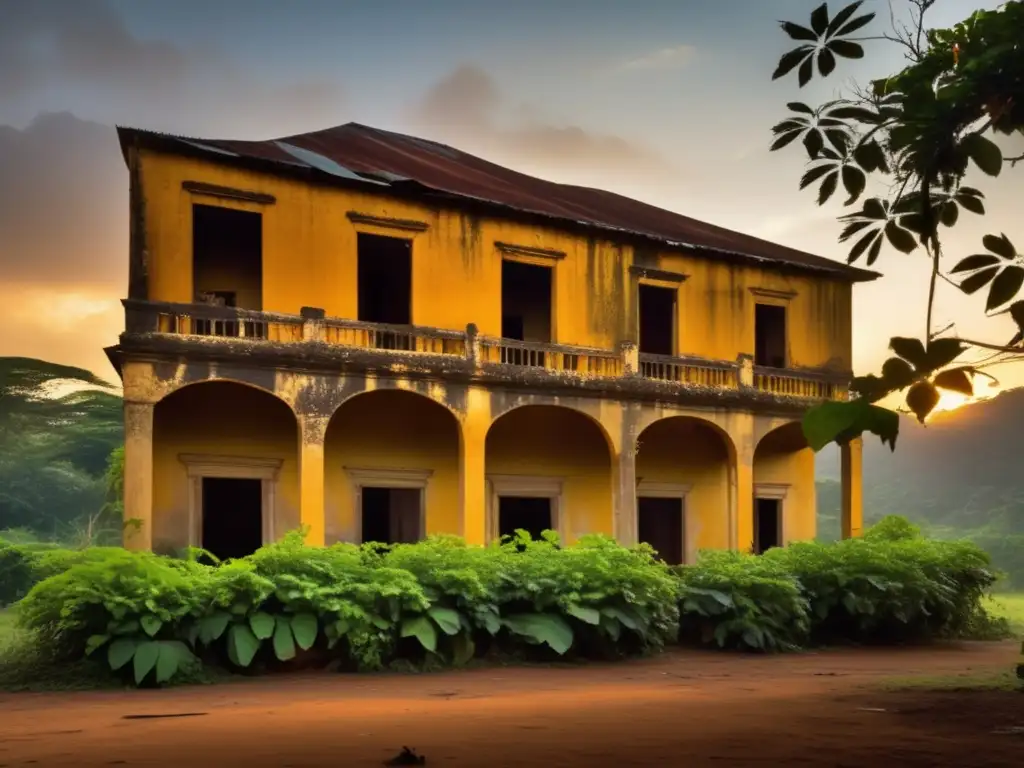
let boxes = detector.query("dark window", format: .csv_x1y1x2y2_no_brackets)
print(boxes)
192,204,262,311
357,234,412,326
754,303,787,368
201,477,263,562
638,284,676,356
638,496,684,565
754,498,781,554
501,260,552,343
498,496,552,542
360,487,422,545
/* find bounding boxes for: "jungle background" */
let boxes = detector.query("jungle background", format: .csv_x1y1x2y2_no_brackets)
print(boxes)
3,355,1022,589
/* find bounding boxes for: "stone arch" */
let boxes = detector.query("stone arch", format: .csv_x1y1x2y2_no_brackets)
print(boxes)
484,404,614,545
151,380,300,558
634,415,736,563
323,388,462,545
154,375,293,412
330,379,465,424
752,420,815,551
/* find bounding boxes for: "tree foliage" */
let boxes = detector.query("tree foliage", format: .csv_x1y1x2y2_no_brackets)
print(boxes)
770,1,1024,449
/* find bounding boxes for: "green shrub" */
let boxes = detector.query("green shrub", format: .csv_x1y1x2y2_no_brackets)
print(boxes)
0,542,37,607
675,550,810,651
864,515,922,542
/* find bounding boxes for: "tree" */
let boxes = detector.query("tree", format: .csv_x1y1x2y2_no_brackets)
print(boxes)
768,0,1024,451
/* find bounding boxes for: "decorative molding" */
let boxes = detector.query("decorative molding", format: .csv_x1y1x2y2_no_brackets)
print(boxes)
749,287,797,300
346,211,429,232
486,474,565,544
182,181,276,205
177,454,282,549
630,266,688,283
495,242,566,261
636,481,691,497
344,466,433,488
754,482,789,500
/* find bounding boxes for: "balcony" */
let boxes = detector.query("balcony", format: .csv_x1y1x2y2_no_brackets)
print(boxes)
119,299,849,405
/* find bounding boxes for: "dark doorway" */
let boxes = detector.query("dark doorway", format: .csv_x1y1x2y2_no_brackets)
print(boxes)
201,477,263,561
360,486,422,545
498,496,552,541
754,498,781,554
638,284,676,356
637,496,684,565
192,204,263,311
501,260,552,343
754,303,787,368
357,233,412,327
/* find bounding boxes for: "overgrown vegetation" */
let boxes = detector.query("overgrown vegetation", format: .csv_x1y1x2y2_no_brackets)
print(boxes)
0,519,1011,690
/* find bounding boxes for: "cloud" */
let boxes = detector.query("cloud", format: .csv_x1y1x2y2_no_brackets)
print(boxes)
617,45,697,73
409,64,675,181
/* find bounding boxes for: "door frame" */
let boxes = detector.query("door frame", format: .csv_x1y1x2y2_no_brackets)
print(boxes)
486,474,565,544
753,482,789,552
179,453,282,549
344,466,432,544
636,480,691,564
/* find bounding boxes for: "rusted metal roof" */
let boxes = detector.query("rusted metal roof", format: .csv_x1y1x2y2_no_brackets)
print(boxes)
117,122,878,282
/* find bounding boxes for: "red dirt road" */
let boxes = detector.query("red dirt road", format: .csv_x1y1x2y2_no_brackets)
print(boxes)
1,642,1020,768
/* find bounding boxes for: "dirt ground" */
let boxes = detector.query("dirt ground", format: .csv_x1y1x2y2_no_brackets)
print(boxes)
0,641,1020,768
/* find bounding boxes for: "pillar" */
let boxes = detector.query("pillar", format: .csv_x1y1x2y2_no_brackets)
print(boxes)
459,417,488,545
731,448,755,553
840,437,864,539
123,400,154,551
613,446,638,545
298,414,328,546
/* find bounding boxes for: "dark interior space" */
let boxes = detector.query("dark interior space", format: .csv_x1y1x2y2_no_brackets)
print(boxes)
501,260,552,342
754,303,787,368
357,233,413,328
637,496,684,565
754,497,781,554
360,486,422,545
638,284,676,356
201,477,263,562
498,496,552,541
192,204,264,337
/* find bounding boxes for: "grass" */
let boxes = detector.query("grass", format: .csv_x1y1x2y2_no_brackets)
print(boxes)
879,668,1021,692
985,592,1024,635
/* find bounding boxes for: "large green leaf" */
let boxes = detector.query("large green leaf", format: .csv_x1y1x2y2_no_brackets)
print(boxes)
401,615,438,652
199,611,232,645
85,634,110,656
154,641,193,684
273,617,297,661
564,603,601,625
133,640,160,685
427,606,461,636
502,613,574,655
451,632,476,666
802,400,899,451
249,611,276,640
290,613,319,651
107,637,137,671
140,614,162,638
227,623,260,668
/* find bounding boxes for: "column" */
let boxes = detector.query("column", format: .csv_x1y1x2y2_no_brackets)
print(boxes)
840,437,864,539
731,449,755,553
459,417,488,545
298,414,329,547
613,446,638,546
122,400,154,551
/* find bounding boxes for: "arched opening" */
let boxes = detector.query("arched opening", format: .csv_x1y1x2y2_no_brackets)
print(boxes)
635,417,734,564
485,405,613,544
752,421,815,553
324,389,461,545
152,381,298,559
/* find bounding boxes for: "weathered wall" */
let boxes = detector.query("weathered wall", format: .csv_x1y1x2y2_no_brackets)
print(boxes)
150,381,300,552
136,151,852,369
323,388,461,542
635,418,732,560
752,424,817,544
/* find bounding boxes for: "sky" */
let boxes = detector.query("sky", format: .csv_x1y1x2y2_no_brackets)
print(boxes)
1,0,1021,405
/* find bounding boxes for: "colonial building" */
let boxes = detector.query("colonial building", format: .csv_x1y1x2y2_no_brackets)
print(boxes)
107,122,872,564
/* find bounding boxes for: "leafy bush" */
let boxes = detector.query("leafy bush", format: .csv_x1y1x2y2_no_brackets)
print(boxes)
0,542,36,607
864,515,922,542
13,529,679,686
674,551,810,651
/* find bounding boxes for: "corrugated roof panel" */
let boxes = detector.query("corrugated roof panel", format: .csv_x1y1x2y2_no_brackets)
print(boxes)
273,141,388,184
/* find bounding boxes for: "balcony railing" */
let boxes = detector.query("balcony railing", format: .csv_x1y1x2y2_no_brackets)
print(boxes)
123,299,848,402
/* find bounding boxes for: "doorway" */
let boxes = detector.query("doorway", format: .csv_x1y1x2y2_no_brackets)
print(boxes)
754,303,787,368
500,259,552,365
360,486,423,545
637,496,684,565
201,477,263,561
638,284,676,356
498,496,552,541
754,497,782,554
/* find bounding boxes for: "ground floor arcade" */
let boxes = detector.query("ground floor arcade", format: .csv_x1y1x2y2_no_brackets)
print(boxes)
121,366,863,564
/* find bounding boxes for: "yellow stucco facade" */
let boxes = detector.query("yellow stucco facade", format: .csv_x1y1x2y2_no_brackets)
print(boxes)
111,125,867,564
